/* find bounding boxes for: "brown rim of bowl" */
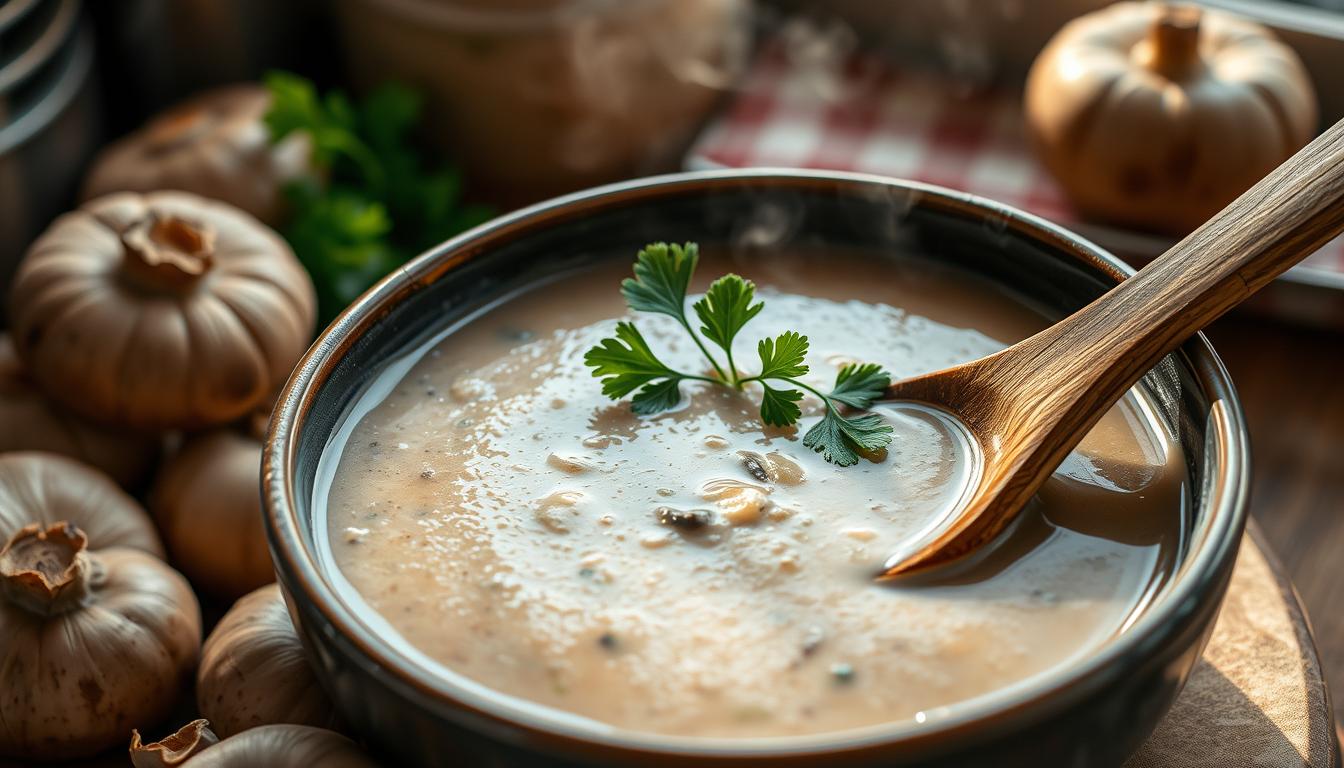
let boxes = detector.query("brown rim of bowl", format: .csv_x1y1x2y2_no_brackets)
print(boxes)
263,169,1250,760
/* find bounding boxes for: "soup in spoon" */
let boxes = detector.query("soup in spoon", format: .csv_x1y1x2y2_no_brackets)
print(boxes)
318,249,1184,738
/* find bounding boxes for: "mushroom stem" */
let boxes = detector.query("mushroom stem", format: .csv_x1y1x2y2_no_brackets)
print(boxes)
1142,5,1203,80
0,522,98,616
121,214,217,293
130,720,221,768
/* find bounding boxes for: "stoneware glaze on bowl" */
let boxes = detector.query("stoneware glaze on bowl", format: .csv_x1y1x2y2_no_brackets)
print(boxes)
263,170,1249,767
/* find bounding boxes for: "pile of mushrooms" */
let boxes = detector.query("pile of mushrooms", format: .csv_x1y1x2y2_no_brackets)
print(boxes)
3,187,315,603
0,92,362,762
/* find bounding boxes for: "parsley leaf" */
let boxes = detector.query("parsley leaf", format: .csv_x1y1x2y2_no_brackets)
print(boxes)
583,322,683,401
693,274,764,358
630,378,685,416
264,72,348,160
759,384,804,427
358,83,420,155
265,72,381,188
617,241,733,382
621,243,699,320
756,331,810,379
827,363,891,410
803,411,894,467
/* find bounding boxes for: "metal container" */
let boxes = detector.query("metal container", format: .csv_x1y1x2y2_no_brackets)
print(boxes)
264,170,1249,767
0,18,100,299
0,0,79,126
0,0,77,96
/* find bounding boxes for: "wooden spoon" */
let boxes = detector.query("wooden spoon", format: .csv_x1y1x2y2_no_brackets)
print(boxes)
879,118,1344,579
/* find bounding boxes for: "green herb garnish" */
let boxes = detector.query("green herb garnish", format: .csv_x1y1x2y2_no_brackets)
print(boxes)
583,242,895,466
264,72,494,322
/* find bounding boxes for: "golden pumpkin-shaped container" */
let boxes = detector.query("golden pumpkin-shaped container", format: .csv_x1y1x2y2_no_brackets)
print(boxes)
1025,2,1317,235
9,191,317,430
81,85,312,227
0,338,160,489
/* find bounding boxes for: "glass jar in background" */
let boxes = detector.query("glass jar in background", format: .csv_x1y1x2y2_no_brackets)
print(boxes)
335,0,754,205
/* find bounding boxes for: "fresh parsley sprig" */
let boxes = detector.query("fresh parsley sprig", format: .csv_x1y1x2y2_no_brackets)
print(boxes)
583,242,895,467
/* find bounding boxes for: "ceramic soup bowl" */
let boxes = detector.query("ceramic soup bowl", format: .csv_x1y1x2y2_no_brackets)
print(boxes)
263,170,1248,767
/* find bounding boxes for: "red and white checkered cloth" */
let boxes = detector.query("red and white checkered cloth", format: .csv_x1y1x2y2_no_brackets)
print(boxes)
687,45,1344,324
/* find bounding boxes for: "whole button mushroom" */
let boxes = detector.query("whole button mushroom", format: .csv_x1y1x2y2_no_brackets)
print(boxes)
196,584,340,737
0,452,164,557
0,454,195,761
81,85,312,227
0,521,199,760
151,407,274,599
0,338,160,489
9,191,316,430
130,722,377,768
1025,2,1317,235
0,338,159,489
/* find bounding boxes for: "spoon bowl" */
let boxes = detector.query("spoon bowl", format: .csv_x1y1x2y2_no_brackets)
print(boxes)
880,118,1344,578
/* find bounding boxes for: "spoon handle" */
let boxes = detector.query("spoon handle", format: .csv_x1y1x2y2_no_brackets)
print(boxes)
1111,117,1344,329
1015,118,1344,427
878,120,1344,578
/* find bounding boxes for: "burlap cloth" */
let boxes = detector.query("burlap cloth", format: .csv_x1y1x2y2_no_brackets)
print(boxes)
1126,526,1338,767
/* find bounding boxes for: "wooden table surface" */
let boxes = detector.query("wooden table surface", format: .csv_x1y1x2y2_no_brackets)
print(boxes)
1205,311,1344,726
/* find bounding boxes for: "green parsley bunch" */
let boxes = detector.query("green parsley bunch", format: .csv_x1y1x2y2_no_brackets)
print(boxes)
263,72,493,322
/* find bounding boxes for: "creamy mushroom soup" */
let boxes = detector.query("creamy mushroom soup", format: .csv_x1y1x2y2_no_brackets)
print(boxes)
319,250,1184,738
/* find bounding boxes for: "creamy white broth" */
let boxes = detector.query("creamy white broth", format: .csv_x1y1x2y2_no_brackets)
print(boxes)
320,250,1184,738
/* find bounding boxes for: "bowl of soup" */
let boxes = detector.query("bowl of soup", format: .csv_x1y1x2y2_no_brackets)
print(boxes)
263,170,1248,766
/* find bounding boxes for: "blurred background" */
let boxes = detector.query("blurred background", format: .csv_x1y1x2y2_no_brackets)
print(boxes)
5,0,1344,313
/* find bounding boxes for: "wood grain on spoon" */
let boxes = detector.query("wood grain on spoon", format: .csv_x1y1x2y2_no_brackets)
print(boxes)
879,118,1344,579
